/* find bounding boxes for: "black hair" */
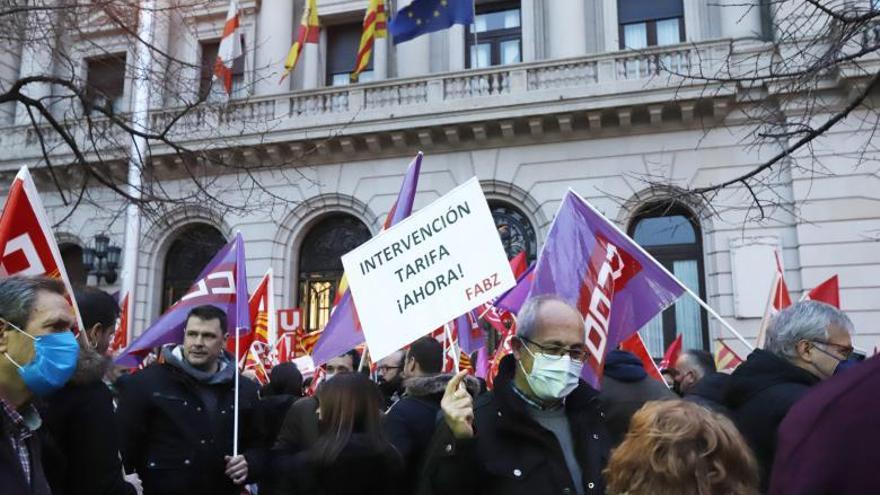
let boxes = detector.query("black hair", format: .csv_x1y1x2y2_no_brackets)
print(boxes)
73,285,119,330
264,362,304,397
683,349,716,376
407,336,443,374
344,348,361,371
185,305,228,334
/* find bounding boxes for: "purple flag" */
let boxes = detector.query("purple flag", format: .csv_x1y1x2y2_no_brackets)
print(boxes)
311,153,423,366
454,310,484,354
528,191,684,389
116,233,250,367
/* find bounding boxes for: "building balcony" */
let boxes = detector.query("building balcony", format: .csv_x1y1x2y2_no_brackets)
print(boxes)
0,39,809,172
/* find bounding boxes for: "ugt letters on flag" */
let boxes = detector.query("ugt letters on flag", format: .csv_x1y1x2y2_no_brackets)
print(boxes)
528,190,685,388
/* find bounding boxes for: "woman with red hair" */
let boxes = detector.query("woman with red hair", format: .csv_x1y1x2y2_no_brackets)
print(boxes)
605,400,759,495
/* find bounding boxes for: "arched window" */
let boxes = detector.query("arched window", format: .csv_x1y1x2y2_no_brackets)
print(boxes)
298,214,371,332
489,201,537,264
162,224,226,312
59,243,87,285
629,203,708,357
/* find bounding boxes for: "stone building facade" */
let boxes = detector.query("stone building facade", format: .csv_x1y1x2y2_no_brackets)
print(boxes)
1,0,878,356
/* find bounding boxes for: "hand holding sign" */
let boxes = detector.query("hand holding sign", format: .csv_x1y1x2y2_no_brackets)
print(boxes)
342,178,515,361
441,370,474,439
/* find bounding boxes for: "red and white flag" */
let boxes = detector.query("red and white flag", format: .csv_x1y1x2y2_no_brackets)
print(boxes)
715,339,744,372
213,0,243,95
229,268,275,362
756,251,792,348
109,292,130,355
0,166,84,331
801,275,840,308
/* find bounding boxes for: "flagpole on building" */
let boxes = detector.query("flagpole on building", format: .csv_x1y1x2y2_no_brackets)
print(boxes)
570,190,755,352
121,0,155,349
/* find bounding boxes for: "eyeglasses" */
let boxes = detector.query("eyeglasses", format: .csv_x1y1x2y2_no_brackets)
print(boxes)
809,340,854,360
377,366,401,373
519,336,589,362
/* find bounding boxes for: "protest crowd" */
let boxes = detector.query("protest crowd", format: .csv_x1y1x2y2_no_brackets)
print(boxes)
0,156,876,495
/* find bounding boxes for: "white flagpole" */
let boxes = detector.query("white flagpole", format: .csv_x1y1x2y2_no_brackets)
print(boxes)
233,323,240,457
570,190,754,351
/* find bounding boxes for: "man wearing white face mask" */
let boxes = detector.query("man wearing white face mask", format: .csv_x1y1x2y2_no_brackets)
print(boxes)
421,295,610,495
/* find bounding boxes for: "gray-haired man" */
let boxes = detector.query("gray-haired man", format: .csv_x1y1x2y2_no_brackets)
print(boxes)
725,300,854,490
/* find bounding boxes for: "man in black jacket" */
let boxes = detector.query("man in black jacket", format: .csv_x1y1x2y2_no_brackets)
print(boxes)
0,277,79,495
42,286,141,495
384,337,478,491
725,301,853,490
116,305,266,495
420,295,609,495
671,349,732,415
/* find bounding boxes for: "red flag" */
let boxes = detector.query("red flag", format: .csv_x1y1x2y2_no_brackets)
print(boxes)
756,251,792,348
227,268,273,361
487,327,515,390
714,339,744,372
619,333,665,383
213,0,243,95
509,251,528,278
659,334,683,370
802,275,840,308
305,366,325,396
0,167,84,332
109,293,130,355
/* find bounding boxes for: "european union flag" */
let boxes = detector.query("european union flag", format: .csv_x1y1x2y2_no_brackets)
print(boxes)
389,0,474,44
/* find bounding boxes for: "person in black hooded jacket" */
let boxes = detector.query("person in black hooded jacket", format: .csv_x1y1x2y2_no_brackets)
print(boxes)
724,301,854,490
598,349,674,447
41,286,140,495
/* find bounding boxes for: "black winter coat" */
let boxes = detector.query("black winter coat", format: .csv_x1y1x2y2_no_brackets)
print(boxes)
684,371,733,416
384,373,480,491
0,405,52,495
419,355,610,495
274,434,405,495
725,349,820,490
598,350,674,447
116,350,266,495
41,348,136,495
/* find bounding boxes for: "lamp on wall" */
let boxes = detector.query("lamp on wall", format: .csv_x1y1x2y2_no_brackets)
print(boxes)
82,234,121,285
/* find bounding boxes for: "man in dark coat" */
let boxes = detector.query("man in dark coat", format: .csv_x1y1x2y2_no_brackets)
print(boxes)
420,295,610,495
725,301,854,490
41,286,140,495
0,277,79,495
768,355,875,495
598,349,674,447
116,305,266,495
384,337,478,490
672,349,732,415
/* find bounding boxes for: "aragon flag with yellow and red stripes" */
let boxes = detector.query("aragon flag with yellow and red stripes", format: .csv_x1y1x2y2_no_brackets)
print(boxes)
351,0,387,83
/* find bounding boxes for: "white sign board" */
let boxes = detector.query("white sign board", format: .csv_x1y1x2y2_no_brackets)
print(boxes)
342,178,516,361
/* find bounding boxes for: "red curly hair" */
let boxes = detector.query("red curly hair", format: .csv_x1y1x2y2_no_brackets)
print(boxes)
605,400,759,495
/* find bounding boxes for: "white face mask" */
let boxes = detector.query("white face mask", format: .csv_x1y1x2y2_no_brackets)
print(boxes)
518,343,584,401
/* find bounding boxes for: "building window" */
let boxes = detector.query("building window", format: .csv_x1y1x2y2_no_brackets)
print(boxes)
629,203,708,358
466,2,521,69
85,54,126,115
199,39,246,101
490,202,536,263
162,224,226,312
326,22,374,86
618,0,685,49
298,214,371,331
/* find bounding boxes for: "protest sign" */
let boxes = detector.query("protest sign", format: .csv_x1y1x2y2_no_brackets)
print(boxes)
342,177,515,360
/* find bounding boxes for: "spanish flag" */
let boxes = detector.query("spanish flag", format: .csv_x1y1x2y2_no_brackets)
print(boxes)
351,0,387,83
281,0,320,82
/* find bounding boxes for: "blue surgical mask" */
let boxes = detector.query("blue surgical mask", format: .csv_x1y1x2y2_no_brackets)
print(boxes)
3,319,79,396
834,357,860,375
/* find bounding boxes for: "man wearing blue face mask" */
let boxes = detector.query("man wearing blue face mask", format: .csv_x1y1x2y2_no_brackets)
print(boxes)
421,295,609,495
0,276,79,495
